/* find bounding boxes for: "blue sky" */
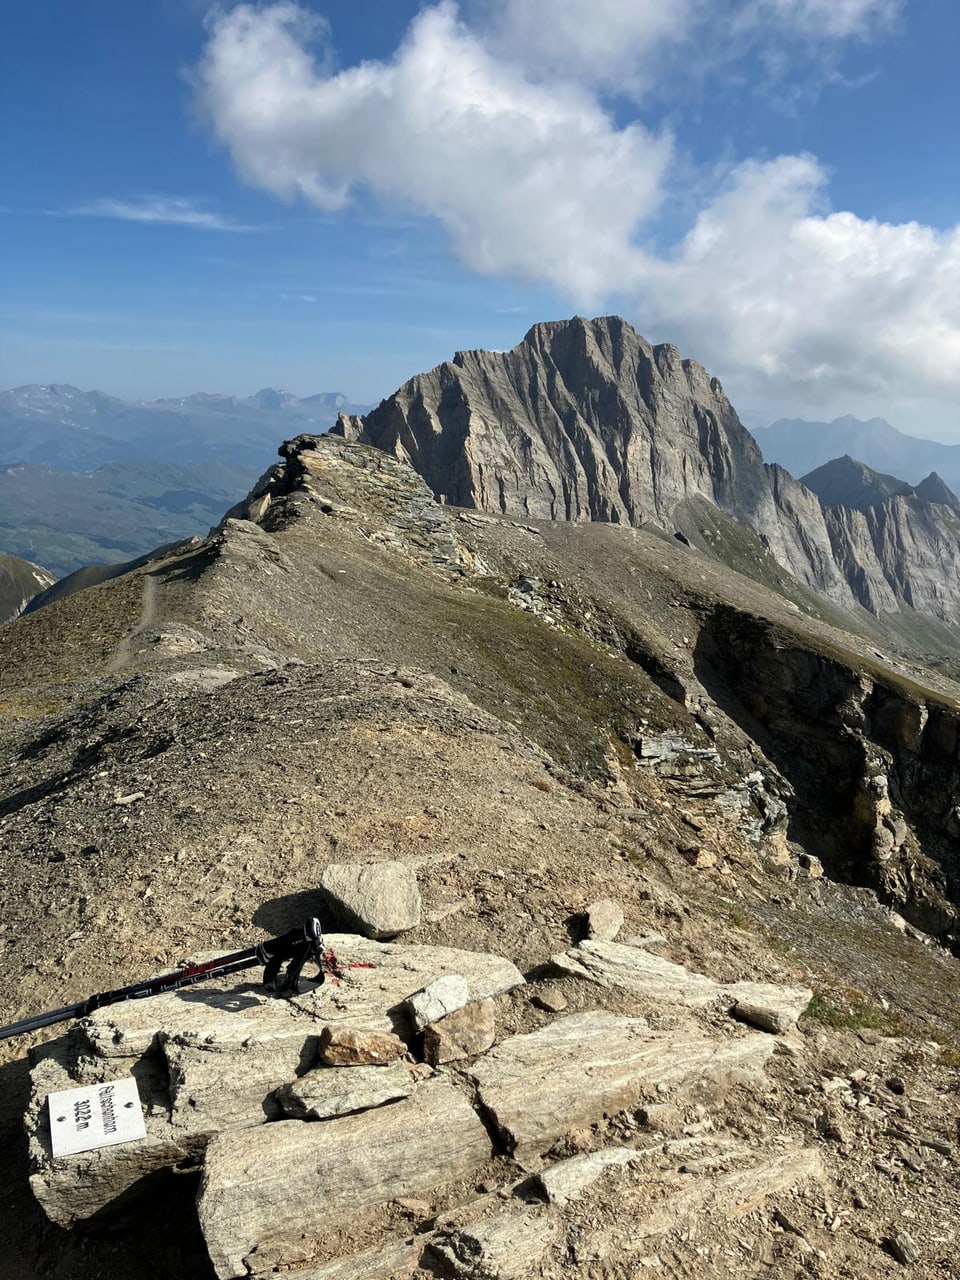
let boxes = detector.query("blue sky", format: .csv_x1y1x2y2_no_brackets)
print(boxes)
2,1,958,437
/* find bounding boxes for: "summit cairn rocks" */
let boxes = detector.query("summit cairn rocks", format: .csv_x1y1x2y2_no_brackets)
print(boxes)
406,973,470,1032
197,1080,492,1279
320,861,421,938
467,1012,775,1161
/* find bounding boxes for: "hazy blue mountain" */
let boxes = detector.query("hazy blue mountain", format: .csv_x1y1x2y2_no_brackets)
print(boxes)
0,384,372,578
0,384,370,472
752,414,960,495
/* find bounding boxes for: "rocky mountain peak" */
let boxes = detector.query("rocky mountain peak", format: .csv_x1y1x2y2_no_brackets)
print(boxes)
334,317,960,628
913,471,959,506
800,455,909,511
334,314,761,528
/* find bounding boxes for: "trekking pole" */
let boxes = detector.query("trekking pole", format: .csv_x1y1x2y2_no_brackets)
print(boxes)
0,918,327,1043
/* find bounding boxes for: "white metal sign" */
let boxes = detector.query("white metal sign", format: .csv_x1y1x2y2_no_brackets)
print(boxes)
47,1078,146,1158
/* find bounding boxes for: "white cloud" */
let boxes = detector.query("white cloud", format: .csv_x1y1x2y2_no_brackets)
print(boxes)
193,2,960,433
754,0,900,40
193,1,670,301
472,0,695,95
68,196,258,232
641,157,960,425
473,0,900,97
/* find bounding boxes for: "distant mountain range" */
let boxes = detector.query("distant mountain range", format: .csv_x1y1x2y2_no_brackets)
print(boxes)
0,384,369,471
799,455,959,514
0,384,371,581
752,414,960,496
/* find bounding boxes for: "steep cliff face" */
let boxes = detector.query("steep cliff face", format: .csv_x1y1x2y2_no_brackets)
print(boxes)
337,316,960,628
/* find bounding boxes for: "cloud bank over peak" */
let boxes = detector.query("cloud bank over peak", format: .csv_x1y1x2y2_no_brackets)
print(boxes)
194,0,958,433
194,1,669,302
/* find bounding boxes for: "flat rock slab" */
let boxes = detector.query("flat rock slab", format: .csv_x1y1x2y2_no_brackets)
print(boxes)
429,1209,558,1279
293,935,524,1037
551,941,810,1031
728,983,813,1035
550,942,719,1006
198,1079,493,1280
275,1062,415,1120
320,861,421,938
80,976,303,1059
468,1012,774,1161
535,1147,641,1205
251,1241,422,1280
575,1146,823,1262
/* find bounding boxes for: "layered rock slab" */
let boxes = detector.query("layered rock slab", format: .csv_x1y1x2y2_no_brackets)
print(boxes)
197,1079,492,1280
429,1208,559,1279
467,1012,774,1161
551,939,811,1031
275,1063,414,1121
573,1146,824,1262
26,935,522,1227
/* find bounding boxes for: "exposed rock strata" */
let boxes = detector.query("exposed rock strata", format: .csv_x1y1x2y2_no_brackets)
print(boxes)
467,1012,774,1160
549,939,812,1031
335,315,960,624
197,1080,492,1280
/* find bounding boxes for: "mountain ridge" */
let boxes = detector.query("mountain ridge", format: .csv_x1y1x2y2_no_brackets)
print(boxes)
753,414,960,495
334,315,960,631
800,456,960,513
1,426,959,1280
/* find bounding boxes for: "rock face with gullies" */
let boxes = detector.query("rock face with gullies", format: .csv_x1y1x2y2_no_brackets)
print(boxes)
0,552,55,624
334,315,960,626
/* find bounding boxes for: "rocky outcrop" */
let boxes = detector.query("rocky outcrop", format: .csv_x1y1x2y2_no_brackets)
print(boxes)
467,1012,774,1161
197,1080,492,1280
694,607,960,944
25,934,524,1228
0,552,55,624
334,316,960,625
549,939,812,1032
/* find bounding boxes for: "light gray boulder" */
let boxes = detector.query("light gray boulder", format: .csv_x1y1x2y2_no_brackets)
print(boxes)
406,974,469,1032
585,898,624,941
320,861,421,938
